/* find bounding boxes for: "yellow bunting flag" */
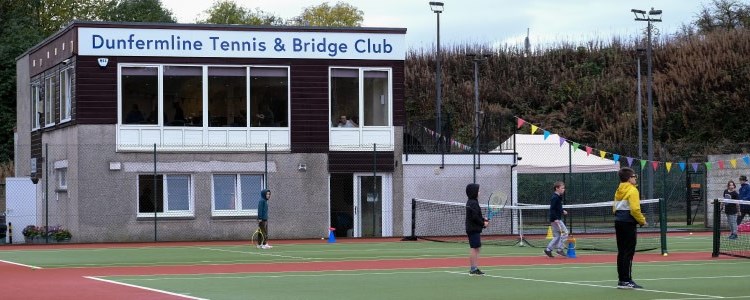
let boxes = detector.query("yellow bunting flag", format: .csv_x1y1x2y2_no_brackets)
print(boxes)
531,125,538,134
666,162,672,173
599,150,606,159
731,159,737,168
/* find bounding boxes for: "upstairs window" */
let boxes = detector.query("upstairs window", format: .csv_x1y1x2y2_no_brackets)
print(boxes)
31,82,41,130
60,68,73,121
121,66,158,125
44,75,57,127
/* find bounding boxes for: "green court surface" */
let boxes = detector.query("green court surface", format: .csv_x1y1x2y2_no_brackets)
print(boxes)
102,260,750,300
1,234,748,300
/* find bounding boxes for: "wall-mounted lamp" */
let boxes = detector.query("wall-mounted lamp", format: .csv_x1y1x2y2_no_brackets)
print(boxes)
97,58,109,69
62,58,71,66
298,163,307,171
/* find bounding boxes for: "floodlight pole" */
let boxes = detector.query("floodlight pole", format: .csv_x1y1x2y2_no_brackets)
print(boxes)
632,8,661,200
430,2,444,167
468,53,489,183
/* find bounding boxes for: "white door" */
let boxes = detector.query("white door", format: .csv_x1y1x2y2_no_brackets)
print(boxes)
5,178,38,243
353,173,392,237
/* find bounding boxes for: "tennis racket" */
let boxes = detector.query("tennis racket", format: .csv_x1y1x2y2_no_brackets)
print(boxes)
486,191,509,220
251,228,265,247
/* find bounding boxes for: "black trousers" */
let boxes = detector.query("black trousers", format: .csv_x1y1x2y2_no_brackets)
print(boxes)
615,221,637,282
737,210,750,225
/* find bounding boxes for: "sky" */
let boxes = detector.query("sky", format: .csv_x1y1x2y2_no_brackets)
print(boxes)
159,0,708,49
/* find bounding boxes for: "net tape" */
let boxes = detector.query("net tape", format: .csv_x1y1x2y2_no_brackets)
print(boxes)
414,198,660,211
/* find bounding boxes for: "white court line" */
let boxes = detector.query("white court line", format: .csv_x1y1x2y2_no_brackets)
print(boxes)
85,276,207,300
196,247,312,260
655,296,750,300
445,271,724,299
0,259,42,269
117,269,454,281
575,274,750,283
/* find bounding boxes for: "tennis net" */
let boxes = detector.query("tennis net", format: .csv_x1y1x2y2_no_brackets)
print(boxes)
408,198,667,253
712,198,750,259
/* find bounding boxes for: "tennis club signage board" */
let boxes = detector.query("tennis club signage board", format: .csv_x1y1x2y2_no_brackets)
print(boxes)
78,27,405,60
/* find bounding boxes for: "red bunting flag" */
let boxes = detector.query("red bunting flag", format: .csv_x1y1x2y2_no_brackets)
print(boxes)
585,146,592,156
651,161,659,171
517,118,525,129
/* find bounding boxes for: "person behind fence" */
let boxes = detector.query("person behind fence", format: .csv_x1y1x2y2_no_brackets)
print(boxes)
613,167,647,289
465,183,489,276
544,181,569,258
737,175,750,225
257,189,272,249
723,180,739,240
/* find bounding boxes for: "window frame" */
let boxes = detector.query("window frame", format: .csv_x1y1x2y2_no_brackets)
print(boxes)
136,174,194,218
59,67,73,122
31,80,41,130
211,173,265,217
57,168,67,190
44,74,57,127
328,67,393,128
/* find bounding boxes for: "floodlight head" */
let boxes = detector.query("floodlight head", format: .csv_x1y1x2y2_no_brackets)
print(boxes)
631,9,646,14
429,1,444,13
649,8,662,16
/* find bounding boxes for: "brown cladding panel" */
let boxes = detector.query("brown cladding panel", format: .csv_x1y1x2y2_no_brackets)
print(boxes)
328,152,394,173
76,56,118,124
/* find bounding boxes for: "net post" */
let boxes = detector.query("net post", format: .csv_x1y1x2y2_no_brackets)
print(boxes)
712,198,720,257
402,198,418,241
659,197,668,255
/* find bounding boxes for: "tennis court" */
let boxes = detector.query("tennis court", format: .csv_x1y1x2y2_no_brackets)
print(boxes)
0,233,748,299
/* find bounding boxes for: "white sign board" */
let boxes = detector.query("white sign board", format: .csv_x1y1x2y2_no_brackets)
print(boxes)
78,27,406,60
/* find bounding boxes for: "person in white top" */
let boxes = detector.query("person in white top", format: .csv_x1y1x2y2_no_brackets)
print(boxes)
336,115,358,127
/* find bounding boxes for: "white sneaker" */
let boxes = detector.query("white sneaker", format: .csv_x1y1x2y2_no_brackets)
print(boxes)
261,244,273,249
256,245,263,249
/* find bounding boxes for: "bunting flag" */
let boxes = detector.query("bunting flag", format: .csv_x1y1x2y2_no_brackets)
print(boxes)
678,162,686,171
627,156,634,167
705,162,712,170
531,125,539,134
640,159,647,170
599,150,606,159
744,155,750,166
692,163,699,172
731,159,737,168
718,160,725,169
666,162,672,173
517,118,525,129
585,146,592,156
613,154,620,164
559,137,566,147
572,142,580,151
543,130,550,140
651,161,659,171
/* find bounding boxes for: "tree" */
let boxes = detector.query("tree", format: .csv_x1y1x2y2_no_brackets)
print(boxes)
0,0,44,162
693,0,750,33
200,0,283,25
102,0,176,23
28,0,109,36
291,2,363,27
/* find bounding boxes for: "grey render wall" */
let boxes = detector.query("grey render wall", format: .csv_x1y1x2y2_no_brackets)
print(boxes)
706,154,750,228
401,156,513,236
15,55,31,178
69,125,329,242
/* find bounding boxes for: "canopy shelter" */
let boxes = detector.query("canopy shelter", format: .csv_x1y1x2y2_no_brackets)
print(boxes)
497,134,620,174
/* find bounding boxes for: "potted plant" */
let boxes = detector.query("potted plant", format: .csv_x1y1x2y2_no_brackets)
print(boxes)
51,228,72,242
22,225,39,242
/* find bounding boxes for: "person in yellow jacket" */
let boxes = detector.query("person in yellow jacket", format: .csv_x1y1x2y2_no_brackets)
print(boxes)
613,167,648,289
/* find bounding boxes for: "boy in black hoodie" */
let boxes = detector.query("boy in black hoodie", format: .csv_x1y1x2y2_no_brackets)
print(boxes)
466,183,489,275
